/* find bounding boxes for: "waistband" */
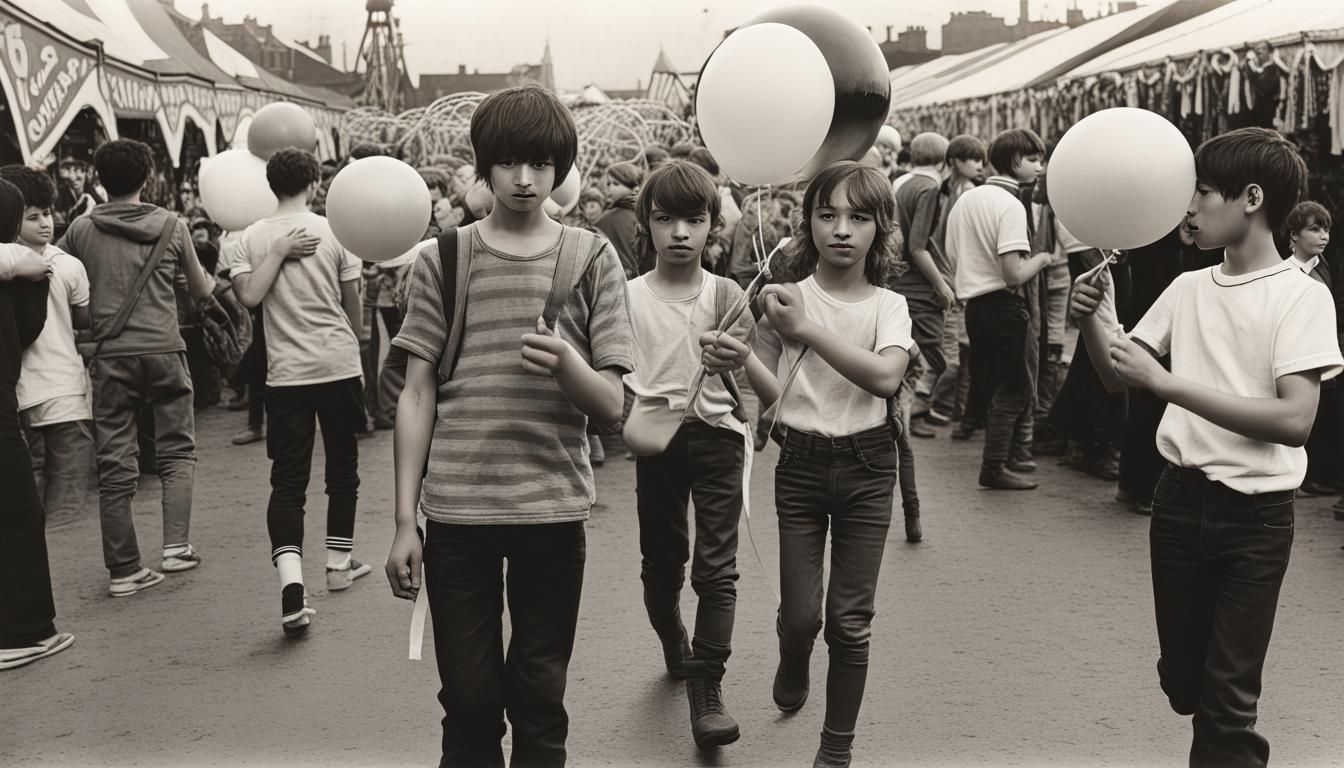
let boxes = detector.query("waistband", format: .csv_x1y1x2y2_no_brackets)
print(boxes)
781,424,892,460
1163,463,1296,508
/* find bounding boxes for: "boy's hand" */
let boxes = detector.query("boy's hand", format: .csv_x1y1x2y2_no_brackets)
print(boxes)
521,316,573,376
1109,337,1165,391
935,281,956,310
700,330,749,373
761,282,809,340
384,525,422,600
9,251,50,280
1070,265,1109,318
274,228,321,260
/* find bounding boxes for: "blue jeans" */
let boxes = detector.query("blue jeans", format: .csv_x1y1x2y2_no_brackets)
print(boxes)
775,424,895,734
424,520,585,768
1150,464,1294,767
21,416,94,528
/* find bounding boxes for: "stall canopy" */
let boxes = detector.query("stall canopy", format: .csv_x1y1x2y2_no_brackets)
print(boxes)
888,43,1014,107
0,0,348,166
1067,0,1344,78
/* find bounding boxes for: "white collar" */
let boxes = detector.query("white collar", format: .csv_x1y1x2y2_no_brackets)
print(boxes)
1291,253,1320,273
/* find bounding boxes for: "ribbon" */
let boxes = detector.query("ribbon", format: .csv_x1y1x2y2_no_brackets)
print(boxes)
408,519,429,660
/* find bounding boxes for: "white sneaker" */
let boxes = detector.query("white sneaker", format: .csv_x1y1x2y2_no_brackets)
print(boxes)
326,558,372,592
109,568,165,597
161,544,202,573
0,633,74,671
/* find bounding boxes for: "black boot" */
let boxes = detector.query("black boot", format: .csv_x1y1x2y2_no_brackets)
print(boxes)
772,646,810,712
656,623,691,679
812,727,855,768
684,660,740,749
904,512,922,543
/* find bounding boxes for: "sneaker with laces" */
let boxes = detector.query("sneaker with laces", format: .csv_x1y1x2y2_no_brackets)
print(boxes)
326,558,372,592
161,544,202,573
281,583,315,636
108,568,165,597
0,633,75,671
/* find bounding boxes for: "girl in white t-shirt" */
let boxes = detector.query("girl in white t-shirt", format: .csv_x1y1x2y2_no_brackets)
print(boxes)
746,162,915,768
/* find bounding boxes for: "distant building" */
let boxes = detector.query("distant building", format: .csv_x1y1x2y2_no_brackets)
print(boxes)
405,42,555,107
195,3,365,97
942,0,1065,54
872,25,940,69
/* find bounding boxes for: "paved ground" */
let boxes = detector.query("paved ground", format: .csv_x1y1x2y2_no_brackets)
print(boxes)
4,404,1344,767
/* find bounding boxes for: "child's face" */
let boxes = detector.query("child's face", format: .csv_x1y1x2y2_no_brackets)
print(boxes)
1292,218,1330,257
490,160,556,214
19,206,53,247
1012,153,1043,184
1184,181,1250,249
648,206,712,268
581,200,603,224
952,157,983,181
452,165,476,198
60,164,87,189
811,182,876,275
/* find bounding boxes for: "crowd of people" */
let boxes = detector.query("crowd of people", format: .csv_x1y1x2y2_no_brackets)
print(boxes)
1,82,1342,768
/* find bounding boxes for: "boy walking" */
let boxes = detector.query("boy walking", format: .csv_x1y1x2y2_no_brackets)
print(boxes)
1074,127,1342,766
1,166,93,529
59,139,215,596
231,149,367,635
385,85,633,767
945,129,1053,490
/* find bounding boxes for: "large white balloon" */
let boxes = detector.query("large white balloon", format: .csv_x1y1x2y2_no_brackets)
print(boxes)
198,149,276,232
550,164,581,214
327,157,431,263
695,23,835,186
1048,108,1195,251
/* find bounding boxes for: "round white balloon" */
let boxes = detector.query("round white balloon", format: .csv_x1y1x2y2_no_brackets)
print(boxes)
550,164,581,214
198,149,276,232
696,23,835,186
327,157,432,263
1048,108,1195,251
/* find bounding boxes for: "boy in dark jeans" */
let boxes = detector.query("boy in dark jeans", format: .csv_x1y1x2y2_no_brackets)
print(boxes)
1073,127,1342,767
58,140,216,596
385,85,633,767
944,128,1053,490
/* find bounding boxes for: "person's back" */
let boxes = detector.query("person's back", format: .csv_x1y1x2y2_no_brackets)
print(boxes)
56,139,214,598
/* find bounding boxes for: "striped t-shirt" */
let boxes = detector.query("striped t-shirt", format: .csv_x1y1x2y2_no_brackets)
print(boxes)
391,224,634,525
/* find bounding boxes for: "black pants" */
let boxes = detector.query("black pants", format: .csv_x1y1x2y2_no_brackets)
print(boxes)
1119,386,1168,503
965,290,1031,466
228,309,266,430
424,519,585,768
0,424,56,647
775,424,895,735
1304,382,1342,486
263,377,362,561
636,420,742,663
1052,252,1127,452
1150,464,1294,768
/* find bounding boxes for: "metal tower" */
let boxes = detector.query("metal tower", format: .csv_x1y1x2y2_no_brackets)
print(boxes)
355,0,408,112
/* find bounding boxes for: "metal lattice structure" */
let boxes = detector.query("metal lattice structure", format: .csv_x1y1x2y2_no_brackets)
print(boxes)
355,0,409,113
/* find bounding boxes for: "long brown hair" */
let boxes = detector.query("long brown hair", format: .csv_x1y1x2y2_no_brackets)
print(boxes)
774,161,895,287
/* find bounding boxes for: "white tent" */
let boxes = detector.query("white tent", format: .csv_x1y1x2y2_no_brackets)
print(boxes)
889,43,1013,106
9,0,168,65
1067,0,1344,78
577,83,609,105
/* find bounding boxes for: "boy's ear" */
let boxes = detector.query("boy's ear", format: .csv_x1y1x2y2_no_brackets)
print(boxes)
1244,183,1264,214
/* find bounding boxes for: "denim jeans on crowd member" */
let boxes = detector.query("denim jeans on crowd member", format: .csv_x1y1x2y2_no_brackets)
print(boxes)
263,377,362,560
91,352,196,578
965,290,1031,467
637,420,742,662
924,303,964,416
360,305,402,426
775,424,895,734
21,417,94,528
1149,464,1295,768
891,273,947,388
0,436,56,647
424,519,586,768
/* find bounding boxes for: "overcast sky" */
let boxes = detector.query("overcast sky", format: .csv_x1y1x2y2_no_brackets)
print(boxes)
176,0,1143,91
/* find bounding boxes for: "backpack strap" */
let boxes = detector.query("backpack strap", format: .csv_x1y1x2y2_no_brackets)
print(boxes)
541,227,599,331
93,214,176,357
435,227,469,382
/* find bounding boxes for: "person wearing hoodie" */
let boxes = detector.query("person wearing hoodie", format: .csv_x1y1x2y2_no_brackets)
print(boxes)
57,139,215,598
597,161,644,279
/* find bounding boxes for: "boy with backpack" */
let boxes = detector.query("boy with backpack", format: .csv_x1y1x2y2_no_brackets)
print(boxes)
58,139,216,596
231,149,366,636
1073,127,1342,766
384,85,633,766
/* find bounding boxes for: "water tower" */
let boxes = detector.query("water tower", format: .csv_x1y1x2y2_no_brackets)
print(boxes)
355,0,408,112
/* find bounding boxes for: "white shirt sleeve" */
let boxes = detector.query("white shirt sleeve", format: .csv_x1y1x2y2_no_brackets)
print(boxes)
0,243,33,280
1129,277,1179,357
995,200,1030,256
66,256,90,307
875,290,916,354
1273,281,1344,381
229,234,254,277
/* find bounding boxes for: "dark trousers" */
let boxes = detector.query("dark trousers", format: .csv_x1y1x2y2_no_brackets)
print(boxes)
247,310,266,429
1119,386,1168,503
1150,464,1294,768
1051,252,1126,452
1304,382,1341,486
424,519,586,768
0,428,56,647
891,274,947,380
965,291,1031,466
360,305,402,426
636,420,742,662
264,377,362,561
775,424,895,734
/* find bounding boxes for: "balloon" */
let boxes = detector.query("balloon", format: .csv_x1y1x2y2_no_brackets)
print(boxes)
738,6,891,178
551,164,581,214
247,102,318,160
876,125,902,153
198,149,276,232
1048,108,1195,251
326,157,432,263
695,23,834,185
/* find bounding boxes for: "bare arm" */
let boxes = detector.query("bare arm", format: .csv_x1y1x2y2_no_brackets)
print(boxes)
231,229,320,309
998,251,1052,288
521,317,625,429
340,279,362,335
910,247,955,305
385,354,435,599
797,322,910,399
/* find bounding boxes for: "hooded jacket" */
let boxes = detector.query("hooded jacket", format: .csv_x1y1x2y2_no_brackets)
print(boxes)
596,194,641,280
58,202,196,358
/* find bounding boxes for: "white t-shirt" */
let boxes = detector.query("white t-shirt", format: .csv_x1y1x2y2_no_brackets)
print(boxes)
947,179,1030,301
624,272,753,428
17,245,91,416
1130,262,1343,494
754,276,915,437
233,212,363,387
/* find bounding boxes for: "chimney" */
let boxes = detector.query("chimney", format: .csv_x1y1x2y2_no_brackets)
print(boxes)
201,3,210,21
1021,0,1030,24
458,64,467,75
886,25,893,42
